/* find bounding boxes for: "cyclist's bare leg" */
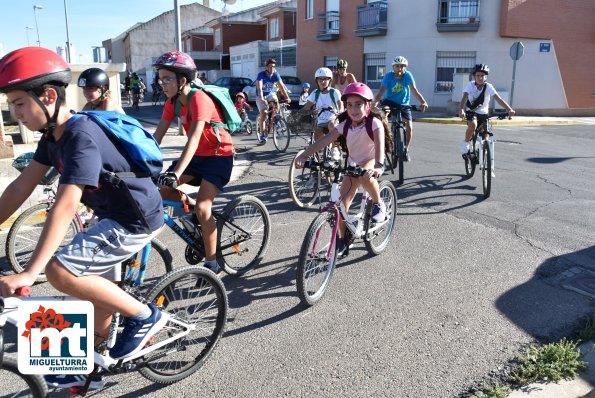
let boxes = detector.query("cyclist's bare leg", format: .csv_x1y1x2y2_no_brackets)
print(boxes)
259,109,267,135
338,175,362,238
159,175,198,206
194,180,219,262
465,119,477,141
405,118,413,147
314,126,326,142
45,259,148,334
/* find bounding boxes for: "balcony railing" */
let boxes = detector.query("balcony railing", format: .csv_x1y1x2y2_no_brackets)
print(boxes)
436,0,481,32
317,11,340,41
355,1,388,37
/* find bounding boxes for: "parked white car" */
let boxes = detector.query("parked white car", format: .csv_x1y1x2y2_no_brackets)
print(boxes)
243,75,303,105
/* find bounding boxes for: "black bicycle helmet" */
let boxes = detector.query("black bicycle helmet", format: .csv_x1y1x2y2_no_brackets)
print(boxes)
474,64,489,75
78,68,109,90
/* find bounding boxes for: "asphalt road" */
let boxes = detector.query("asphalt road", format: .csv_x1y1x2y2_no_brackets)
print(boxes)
1,117,594,397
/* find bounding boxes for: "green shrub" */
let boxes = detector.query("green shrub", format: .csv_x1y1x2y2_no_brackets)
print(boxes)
470,384,508,398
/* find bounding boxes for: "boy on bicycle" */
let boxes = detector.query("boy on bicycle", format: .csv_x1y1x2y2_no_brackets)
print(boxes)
295,83,388,255
373,56,428,161
152,50,234,275
0,47,166,389
255,58,290,143
459,64,515,177
301,67,343,142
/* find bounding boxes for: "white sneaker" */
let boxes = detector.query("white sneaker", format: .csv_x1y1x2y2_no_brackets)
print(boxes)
491,171,495,178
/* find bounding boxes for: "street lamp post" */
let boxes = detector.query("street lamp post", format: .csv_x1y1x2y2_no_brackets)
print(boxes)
63,0,72,62
33,5,43,46
25,26,34,46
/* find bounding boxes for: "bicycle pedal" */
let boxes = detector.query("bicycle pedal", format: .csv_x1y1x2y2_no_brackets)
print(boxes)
67,386,85,396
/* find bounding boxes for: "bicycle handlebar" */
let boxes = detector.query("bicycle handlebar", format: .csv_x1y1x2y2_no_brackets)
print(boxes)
304,159,367,178
464,110,511,120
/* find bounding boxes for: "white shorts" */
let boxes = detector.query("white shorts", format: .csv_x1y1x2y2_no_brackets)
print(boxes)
55,218,157,281
256,96,268,113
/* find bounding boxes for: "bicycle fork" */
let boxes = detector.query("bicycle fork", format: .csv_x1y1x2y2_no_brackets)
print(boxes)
311,209,341,261
477,135,495,171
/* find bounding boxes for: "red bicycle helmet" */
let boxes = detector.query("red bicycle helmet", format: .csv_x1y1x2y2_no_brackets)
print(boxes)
153,50,196,81
341,82,374,102
0,47,71,93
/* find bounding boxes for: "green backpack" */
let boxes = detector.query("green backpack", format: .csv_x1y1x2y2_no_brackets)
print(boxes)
175,81,242,148
313,87,340,109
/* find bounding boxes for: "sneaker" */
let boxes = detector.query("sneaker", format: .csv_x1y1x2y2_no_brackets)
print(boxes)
371,202,386,223
259,135,268,143
491,170,496,178
460,141,470,155
403,146,411,162
45,374,105,390
204,260,221,274
109,303,170,360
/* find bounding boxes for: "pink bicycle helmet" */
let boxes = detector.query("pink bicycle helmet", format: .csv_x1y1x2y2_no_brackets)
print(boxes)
341,82,374,102
153,50,196,81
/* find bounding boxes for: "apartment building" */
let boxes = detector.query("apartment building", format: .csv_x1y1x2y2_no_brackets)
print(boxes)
296,0,595,115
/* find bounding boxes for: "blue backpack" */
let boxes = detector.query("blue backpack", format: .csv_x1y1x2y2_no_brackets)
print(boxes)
70,111,163,233
71,110,163,178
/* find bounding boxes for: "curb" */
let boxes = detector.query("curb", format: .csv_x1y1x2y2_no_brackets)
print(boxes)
415,117,586,126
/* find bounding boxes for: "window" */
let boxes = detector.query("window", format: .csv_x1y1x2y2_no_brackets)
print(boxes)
270,17,279,39
324,56,338,70
439,0,479,24
364,53,386,90
435,51,476,92
214,28,221,47
305,0,314,20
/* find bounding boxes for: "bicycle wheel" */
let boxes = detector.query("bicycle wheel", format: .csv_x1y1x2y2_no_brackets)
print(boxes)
0,353,48,398
245,120,253,135
273,118,290,152
217,195,271,275
482,140,492,198
139,266,227,384
393,124,405,185
296,211,338,306
364,180,398,255
6,203,81,282
288,149,321,208
121,238,174,299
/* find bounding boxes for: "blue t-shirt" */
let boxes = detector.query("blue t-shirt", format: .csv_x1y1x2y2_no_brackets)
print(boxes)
256,70,281,96
34,116,163,234
381,70,415,105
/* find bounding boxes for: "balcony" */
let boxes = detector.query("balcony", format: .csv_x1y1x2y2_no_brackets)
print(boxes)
317,11,340,41
436,15,480,32
355,1,388,37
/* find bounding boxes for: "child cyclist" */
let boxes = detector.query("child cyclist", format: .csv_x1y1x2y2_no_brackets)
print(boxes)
299,82,310,106
295,82,387,255
78,67,125,113
234,91,252,127
0,47,165,389
152,50,234,274
459,64,515,177
301,67,343,142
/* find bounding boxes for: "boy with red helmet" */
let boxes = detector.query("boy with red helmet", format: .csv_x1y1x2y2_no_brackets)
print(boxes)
152,50,234,274
0,47,166,389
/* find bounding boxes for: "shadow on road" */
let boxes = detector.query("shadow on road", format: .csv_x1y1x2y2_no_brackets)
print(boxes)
526,156,595,164
495,244,595,342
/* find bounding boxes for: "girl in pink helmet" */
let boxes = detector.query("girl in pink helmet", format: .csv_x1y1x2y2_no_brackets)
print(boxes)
295,82,390,255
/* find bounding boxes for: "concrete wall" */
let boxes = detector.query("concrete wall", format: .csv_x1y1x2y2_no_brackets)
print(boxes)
364,0,566,112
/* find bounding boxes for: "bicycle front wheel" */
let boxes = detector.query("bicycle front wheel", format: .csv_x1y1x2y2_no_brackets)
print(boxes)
364,180,398,255
296,212,338,307
482,140,492,198
217,195,271,275
139,266,227,384
6,203,81,282
288,149,321,208
0,353,48,398
121,238,174,299
393,124,405,185
273,118,290,152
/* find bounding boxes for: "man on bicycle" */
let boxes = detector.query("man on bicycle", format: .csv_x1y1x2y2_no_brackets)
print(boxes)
459,64,515,177
301,67,343,142
373,56,428,161
0,47,166,390
255,58,290,143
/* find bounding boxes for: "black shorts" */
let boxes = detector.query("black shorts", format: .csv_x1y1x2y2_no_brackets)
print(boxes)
167,155,233,190
380,99,412,121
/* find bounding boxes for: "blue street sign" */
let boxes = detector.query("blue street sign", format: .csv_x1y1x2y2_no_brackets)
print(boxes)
540,43,551,53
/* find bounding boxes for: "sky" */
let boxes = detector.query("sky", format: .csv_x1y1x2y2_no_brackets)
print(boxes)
0,0,275,63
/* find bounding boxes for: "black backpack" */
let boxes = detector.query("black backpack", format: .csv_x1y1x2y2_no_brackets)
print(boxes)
466,83,487,110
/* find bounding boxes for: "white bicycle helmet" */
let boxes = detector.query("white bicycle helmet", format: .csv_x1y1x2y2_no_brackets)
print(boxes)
314,67,333,79
392,56,408,66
